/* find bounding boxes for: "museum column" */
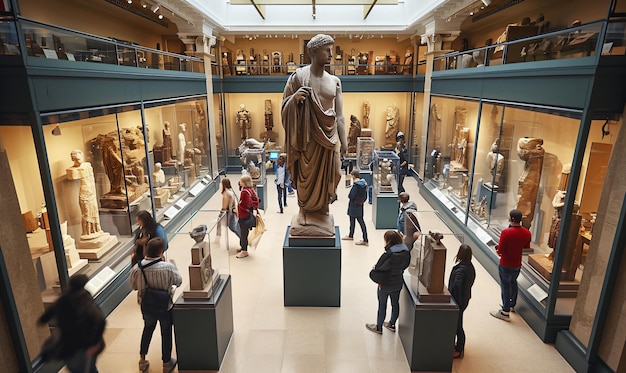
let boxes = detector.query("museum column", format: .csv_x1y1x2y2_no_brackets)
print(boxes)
180,30,220,178
419,24,459,172
0,148,49,362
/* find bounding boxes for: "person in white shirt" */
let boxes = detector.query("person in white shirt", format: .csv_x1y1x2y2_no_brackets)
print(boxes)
218,178,241,238
275,155,288,213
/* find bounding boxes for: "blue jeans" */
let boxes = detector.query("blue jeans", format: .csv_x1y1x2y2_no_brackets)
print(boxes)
277,184,286,212
140,309,173,363
377,286,401,328
498,265,520,312
398,173,406,193
349,216,368,242
227,211,241,238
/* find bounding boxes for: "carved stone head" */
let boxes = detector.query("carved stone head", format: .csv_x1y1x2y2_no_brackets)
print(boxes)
190,224,207,243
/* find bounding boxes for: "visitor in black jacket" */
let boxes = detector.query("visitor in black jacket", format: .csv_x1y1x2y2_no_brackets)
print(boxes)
366,230,411,334
39,274,106,373
448,244,476,358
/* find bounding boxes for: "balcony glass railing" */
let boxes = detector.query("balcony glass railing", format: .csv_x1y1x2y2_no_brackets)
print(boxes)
434,21,607,72
18,18,204,73
0,19,20,55
220,61,424,77
603,20,626,55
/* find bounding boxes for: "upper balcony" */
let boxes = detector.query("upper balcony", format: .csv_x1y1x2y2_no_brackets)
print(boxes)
0,17,208,116
430,19,626,112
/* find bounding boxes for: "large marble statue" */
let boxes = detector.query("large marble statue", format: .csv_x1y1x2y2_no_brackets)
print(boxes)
347,114,361,154
282,34,347,236
178,123,186,164
385,103,400,148
237,104,252,140
487,138,505,186
67,150,102,237
67,150,117,258
162,121,173,162
516,137,545,229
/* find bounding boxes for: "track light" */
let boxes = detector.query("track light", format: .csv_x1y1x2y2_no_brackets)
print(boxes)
127,0,132,4
142,2,147,8
481,0,491,5
158,11,163,19
151,4,159,13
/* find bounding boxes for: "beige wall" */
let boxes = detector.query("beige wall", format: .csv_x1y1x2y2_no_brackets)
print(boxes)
223,92,412,150
18,0,183,52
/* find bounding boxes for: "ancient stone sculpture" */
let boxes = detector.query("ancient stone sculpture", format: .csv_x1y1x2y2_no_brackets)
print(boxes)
178,123,186,164
487,138,505,186
516,137,545,229
153,162,165,186
67,150,102,237
237,104,251,140
162,121,173,162
260,100,278,143
385,103,400,148
548,164,571,251
450,124,470,171
66,150,117,258
347,115,361,154
184,225,216,299
379,158,393,191
94,127,148,209
282,34,347,236
363,100,370,128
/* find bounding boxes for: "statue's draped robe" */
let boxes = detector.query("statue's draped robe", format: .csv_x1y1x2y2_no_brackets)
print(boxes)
282,66,341,214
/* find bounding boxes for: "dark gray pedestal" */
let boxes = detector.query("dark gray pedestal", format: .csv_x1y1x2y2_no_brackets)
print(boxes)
373,192,399,229
256,180,267,211
399,275,459,372
283,227,341,307
173,275,233,372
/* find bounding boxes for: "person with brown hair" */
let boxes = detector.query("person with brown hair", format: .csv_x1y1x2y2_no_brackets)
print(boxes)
131,210,167,266
218,178,240,239
342,169,369,245
366,230,411,334
448,244,476,358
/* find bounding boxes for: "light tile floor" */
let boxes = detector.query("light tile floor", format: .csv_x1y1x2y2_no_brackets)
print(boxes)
95,174,574,373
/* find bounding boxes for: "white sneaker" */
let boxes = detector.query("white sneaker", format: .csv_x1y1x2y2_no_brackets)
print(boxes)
490,309,510,322
236,251,249,258
355,240,369,246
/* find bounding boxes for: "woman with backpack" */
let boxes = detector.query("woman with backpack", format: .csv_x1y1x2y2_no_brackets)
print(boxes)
366,230,411,334
342,169,369,246
236,175,259,258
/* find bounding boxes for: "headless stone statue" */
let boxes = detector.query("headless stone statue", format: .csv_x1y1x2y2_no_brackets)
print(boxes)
487,139,505,186
162,121,173,162
385,103,400,148
516,137,545,229
67,150,102,238
178,123,186,164
347,114,361,154
237,104,251,140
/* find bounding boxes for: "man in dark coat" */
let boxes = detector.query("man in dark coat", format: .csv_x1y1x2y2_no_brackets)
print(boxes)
342,169,369,245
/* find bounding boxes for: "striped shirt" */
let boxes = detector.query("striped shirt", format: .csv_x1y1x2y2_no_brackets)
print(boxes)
130,257,183,309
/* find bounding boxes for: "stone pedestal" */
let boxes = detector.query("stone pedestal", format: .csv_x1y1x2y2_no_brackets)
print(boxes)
283,227,341,307
77,232,118,260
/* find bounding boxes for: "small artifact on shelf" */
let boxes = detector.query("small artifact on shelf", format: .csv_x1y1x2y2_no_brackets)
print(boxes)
286,53,297,73
235,49,246,75
153,187,170,208
271,51,282,74
248,48,258,75
378,158,393,192
362,100,370,128
183,225,219,300
66,150,118,259
417,231,450,302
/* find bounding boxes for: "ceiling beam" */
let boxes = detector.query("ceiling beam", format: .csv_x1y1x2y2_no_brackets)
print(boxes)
249,0,266,19
363,0,378,19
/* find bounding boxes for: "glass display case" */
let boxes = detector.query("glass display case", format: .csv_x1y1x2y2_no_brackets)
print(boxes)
373,150,400,195
239,147,266,185
167,210,231,303
404,210,464,299
356,137,375,171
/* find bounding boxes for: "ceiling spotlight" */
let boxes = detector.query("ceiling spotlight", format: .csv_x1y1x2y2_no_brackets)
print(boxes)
481,0,492,5
158,12,163,19
469,11,474,15
127,0,132,4
142,2,147,8
151,4,159,13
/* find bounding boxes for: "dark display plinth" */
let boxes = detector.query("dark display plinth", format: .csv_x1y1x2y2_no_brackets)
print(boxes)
373,193,399,229
173,275,233,372
283,226,341,307
399,275,459,372
479,183,499,210
256,180,267,211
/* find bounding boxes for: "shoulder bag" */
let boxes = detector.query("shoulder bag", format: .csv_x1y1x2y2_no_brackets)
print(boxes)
138,259,171,314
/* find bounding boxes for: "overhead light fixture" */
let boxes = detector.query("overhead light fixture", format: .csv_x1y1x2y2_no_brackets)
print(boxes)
158,11,163,19
127,0,132,4
142,1,147,8
469,11,474,15
151,4,159,13
481,0,491,5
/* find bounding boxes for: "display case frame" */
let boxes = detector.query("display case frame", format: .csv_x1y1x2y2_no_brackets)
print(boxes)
356,137,374,171
373,150,400,195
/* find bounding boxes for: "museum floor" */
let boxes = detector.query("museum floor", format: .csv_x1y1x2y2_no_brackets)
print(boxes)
86,174,574,373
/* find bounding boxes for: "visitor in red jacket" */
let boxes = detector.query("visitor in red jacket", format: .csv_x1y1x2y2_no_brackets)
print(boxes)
490,209,531,322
